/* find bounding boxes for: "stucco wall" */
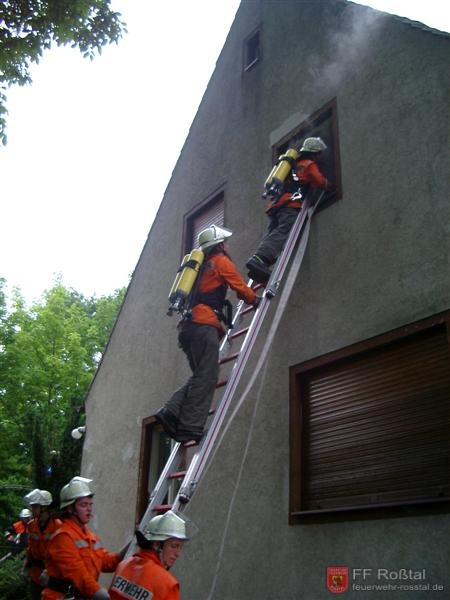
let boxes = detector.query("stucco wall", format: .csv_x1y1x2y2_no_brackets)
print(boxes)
82,1,450,598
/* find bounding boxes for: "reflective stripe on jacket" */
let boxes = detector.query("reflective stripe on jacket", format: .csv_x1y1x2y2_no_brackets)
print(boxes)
42,519,119,599
266,158,328,213
109,550,180,600
190,252,256,333
26,517,62,586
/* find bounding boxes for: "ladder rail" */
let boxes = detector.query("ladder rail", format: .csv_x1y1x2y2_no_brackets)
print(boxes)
172,196,316,510
136,191,323,530
136,440,183,533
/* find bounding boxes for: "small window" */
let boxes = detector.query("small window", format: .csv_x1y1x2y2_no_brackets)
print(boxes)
183,192,225,254
289,312,450,522
244,29,261,71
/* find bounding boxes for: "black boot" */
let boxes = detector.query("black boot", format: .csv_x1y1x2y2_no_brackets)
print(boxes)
154,407,178,438
246,255,271,283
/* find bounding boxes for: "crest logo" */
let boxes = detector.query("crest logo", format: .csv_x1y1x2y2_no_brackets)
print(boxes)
326,566,349,594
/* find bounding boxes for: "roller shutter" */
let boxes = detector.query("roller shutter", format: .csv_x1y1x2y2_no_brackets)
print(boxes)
292,323,450,515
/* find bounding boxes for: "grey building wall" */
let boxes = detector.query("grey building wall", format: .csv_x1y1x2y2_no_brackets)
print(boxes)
82,1,450,598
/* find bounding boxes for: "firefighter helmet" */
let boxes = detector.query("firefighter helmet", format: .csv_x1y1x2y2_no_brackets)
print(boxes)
300,137,327,153
24,489,53,506
144,511,188,541
198,225,232,251
19,508,32,519
60,477,93,508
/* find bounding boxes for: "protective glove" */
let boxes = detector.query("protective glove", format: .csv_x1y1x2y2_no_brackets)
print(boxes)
92,588,110,600
39,569,50,587
20,566,30,582
253,294,262,309
119,542,131,561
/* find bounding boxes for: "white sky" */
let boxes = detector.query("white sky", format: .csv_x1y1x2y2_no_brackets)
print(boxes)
1,0,449,305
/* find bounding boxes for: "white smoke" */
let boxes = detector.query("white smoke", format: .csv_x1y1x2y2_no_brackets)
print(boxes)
308,1,386,94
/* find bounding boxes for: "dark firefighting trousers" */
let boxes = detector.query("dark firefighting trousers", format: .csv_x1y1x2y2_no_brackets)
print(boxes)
165,322,220,436
255,206,299,265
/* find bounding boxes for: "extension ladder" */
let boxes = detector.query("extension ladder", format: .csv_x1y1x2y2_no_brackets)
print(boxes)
135,190,324,537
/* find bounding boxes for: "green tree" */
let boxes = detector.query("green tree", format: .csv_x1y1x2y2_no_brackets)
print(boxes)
0,278,125,528
0,0,126,144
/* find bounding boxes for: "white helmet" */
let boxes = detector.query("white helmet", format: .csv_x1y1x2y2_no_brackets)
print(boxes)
300,137,327,153
19,508,32,519
60,476,93,509
144,510,188,541
24,489,53,507
198,225,232,252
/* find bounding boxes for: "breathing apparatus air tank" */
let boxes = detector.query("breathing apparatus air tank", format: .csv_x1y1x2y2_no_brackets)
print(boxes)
167,248,205,316
262,146,300,200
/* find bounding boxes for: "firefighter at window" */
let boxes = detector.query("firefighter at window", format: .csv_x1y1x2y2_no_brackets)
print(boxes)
246,136,334,283
109,510,193,600
21,489,62,600
156,225,257,443
41,476,127,600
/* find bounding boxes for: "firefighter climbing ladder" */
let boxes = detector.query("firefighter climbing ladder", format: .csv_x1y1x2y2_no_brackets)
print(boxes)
136,190,325,535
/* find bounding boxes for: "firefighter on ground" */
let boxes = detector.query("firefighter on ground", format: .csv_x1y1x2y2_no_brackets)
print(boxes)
109,510,192,600
155,225,258,443
41,476,127,600
21,488,61,600
246,136,334,283
4,508,31,554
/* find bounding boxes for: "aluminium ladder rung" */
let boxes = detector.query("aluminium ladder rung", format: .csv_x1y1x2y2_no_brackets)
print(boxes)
252,283,266,292
171,197,318,511
241,305,256,317
182,439,200,448
229,327,249,340
219,352,239,365
152,504,172,513
167,471,187,480
132,191,324,549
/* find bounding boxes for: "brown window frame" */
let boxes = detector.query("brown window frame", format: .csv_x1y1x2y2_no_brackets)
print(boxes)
135,418,176,523
273,98,342,211
182,190,225,256
289,310,450,523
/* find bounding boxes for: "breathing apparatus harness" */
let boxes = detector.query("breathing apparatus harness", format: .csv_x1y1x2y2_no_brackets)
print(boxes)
263,145,301,202
183,249,233,329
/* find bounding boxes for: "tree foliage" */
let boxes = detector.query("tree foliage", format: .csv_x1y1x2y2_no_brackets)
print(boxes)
0,553,32,599
0,277,126,530
0,0,126,144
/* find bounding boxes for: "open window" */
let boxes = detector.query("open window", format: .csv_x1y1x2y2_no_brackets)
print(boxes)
289,311,450,522
244,28,261,72
273,98,342,212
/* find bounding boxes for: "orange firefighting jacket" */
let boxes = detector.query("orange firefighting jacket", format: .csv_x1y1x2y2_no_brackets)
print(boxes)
109,549,180,600
26,517,62,585
42,519,119,599
266,158,328,213
11,520,27,535
189,252,256,333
